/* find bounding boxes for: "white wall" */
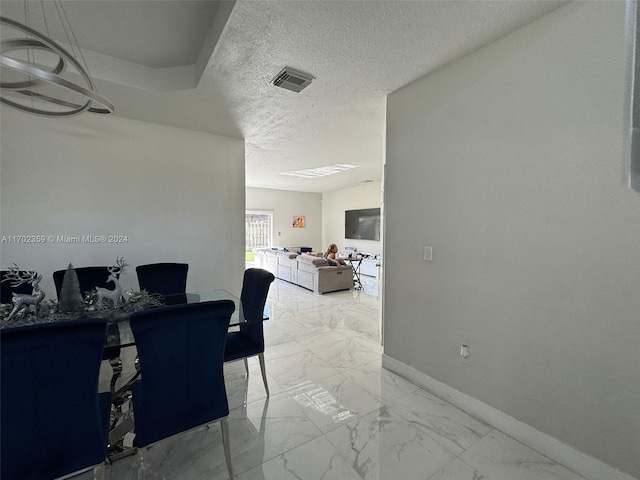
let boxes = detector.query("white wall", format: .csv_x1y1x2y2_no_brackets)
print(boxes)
385,3,639,478
246,187,322,251
0,108,246,297
322,182,382,255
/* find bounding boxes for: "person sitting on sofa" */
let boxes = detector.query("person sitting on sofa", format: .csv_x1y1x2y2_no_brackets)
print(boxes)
324,244,346,266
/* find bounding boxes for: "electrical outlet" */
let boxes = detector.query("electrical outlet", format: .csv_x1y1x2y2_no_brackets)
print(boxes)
424,246,433,261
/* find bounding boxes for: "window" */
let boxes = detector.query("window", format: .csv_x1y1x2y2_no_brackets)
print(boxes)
245,211,273,251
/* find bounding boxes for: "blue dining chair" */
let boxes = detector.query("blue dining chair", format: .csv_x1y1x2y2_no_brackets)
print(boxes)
1,318,111,480
224,268,275,395
129,300,236,479
135,262,189,296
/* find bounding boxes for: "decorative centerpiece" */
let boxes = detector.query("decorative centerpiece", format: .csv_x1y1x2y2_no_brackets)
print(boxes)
57,263,84,313
95,257,128,308
0,258,164,327
2,265,46,320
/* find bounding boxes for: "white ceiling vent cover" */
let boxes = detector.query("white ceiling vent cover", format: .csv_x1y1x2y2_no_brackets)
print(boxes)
271,67,314,93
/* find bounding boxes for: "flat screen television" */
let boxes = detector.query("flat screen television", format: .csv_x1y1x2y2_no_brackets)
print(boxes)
345,208,380,241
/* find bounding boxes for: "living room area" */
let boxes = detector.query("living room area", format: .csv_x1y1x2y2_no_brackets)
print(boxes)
245,181,383,299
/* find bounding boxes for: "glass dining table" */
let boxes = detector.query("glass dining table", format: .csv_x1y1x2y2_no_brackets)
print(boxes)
103,289,270,351
0,289,269,333
104,289,269,350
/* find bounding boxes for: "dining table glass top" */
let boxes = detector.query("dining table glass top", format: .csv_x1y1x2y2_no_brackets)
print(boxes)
0,289,268,349
105,289,269,349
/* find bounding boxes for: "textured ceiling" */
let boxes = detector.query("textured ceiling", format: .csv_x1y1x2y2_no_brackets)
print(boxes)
0,0,568,193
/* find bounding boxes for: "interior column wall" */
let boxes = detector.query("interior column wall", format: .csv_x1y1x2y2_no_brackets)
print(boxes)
384,3,640,477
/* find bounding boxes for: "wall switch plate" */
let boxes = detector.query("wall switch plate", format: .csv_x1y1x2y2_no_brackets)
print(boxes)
460,345,470,359
424,246,433,261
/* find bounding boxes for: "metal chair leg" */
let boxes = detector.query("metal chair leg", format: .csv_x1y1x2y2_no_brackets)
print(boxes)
136,446,148,480
221,418,234,479
108,357,123,398
258,353,269,396
93,462,106,480
243,357,249,375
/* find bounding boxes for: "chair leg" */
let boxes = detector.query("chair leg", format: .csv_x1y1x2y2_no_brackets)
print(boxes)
243,358,249,375
258,353,269,396
93,462,106,480
137,446,148,480
221,418,234,479
108,357,123,398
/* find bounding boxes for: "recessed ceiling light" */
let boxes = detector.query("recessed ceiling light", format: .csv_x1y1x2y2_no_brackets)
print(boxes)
279,164,357,179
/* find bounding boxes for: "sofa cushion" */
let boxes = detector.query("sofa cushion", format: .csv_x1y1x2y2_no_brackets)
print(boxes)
296,255,327,276
275,252,298,282
277,252,298,263
296,255,328,267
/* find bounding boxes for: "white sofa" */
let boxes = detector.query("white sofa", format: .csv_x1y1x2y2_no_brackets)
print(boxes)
254,248,353,294
276,252,298,283
295,254,353,294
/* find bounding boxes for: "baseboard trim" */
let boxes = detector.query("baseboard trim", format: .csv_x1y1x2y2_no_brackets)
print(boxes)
381,354,637,480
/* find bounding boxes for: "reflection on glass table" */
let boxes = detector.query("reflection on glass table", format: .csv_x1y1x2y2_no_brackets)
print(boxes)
104,289,270,351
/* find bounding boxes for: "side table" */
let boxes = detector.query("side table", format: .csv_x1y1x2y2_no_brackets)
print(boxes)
345,257,363,290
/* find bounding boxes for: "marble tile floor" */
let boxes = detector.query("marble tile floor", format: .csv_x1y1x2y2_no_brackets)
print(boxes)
92,277,588,480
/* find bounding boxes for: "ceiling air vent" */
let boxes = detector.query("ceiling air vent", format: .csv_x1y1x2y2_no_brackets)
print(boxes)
271,67,314,93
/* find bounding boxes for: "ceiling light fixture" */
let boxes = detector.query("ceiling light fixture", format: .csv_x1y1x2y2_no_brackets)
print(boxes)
271,66,314,93
0,1,113,117
279,164,357,179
